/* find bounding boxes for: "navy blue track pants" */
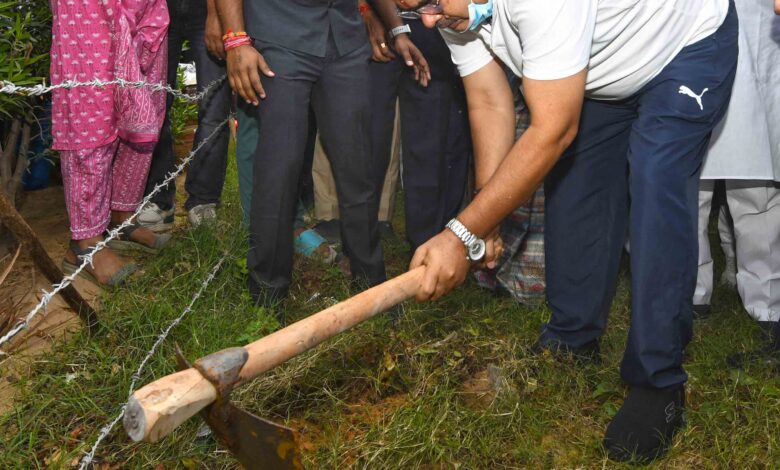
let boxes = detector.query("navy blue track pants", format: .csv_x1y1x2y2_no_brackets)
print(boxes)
540,3,738,388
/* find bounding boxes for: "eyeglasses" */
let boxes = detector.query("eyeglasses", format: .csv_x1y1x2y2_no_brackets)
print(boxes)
397,0,443,19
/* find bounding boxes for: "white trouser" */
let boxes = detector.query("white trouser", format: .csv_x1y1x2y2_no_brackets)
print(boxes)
696,180,780,321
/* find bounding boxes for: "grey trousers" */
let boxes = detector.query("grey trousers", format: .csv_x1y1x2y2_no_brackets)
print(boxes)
245,37,386,302
145,7,231,211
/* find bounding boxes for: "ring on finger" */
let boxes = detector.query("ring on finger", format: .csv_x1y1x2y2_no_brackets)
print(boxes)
380,42,387,48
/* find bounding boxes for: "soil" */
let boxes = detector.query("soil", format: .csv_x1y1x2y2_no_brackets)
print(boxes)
0,127,197,415
0,185,100,414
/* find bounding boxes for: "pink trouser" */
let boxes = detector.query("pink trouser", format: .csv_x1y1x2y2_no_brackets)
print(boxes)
60,139,155,240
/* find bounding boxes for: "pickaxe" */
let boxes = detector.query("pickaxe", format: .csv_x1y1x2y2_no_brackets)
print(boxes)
123,267,424,469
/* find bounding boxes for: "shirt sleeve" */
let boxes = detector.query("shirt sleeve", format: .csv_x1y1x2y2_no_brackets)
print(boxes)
512,0,596,81
439,28,495,77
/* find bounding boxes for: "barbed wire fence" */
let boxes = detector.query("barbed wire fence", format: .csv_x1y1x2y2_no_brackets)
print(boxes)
0,75,228,354
77,254,228,469
1,75,238,467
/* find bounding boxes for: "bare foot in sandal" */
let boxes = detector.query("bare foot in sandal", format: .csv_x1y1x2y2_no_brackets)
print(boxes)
109,211,171,252
64,237,136,286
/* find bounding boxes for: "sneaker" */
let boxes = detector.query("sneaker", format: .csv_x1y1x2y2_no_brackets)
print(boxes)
188,203,217,227
136,202,174,232
603,384,685,463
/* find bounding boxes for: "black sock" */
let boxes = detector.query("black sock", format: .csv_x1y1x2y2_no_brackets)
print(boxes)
603,384,685,463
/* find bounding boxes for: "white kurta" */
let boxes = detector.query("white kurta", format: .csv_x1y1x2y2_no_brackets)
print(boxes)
701,0,780,180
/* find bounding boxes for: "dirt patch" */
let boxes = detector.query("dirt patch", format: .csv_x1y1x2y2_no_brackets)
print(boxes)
458,365,514,409
0,186,100,415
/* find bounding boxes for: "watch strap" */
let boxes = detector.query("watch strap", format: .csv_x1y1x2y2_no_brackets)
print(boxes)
446,219,477,248
389,24,411,39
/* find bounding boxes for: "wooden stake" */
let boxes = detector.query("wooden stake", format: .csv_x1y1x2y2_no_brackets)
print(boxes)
0,191,98,332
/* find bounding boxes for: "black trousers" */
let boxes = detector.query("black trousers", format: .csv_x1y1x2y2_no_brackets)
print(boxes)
246,36,386,302
370,21,471,250
145,3,231,211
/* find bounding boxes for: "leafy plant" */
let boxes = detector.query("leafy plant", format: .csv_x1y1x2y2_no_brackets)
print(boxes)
0,0,51,119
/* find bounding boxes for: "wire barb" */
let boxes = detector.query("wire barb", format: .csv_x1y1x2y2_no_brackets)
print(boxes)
77,254,227,470
0,75,226,103
0,118,231,353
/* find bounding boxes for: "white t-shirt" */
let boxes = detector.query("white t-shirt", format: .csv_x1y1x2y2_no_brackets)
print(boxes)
442,0,730,100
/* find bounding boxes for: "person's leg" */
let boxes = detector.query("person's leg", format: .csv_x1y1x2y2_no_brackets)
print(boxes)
183,22,231,213
694,180,716,310
621,7,738,390
539,99,635,352
61,143,116,241
727,180,780,322
235,101,257,227
369,58,402,217
604,6,738,462
312,42,386,286
717,200,738,286
142,21,182,214
399,75,458,249
378,108,402,223
60,141,134,283
312,134,340,222
246,43,317,306
441,78,471,222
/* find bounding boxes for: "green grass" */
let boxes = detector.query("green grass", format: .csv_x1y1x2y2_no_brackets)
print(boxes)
1,155,779,469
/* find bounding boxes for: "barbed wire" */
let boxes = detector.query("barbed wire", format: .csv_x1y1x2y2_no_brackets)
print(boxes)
0,75,226,103
77,254,228,469
0,117,231,353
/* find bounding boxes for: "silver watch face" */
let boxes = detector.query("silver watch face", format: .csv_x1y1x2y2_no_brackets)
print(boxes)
468,239,486,261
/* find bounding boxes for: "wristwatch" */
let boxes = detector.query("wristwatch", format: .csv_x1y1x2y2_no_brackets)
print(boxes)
388,24,411,40
446,219,486,262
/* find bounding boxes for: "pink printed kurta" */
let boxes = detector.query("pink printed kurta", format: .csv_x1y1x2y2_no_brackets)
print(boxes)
50,0,169,150
51,0,169,239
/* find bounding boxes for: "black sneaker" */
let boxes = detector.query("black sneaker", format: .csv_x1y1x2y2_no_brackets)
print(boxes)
603,384,685,463
531,339,602,365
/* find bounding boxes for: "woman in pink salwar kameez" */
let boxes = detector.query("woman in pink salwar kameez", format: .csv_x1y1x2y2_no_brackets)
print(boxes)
51,0,171,285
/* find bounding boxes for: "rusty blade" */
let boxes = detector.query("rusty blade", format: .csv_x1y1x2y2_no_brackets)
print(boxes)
203,401,303,470
173,344,304,469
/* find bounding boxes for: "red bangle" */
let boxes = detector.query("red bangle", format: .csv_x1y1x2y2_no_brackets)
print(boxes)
359,3,370,15
224,36,252,51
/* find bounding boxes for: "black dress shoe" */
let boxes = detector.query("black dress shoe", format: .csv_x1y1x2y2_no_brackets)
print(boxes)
313,219,341,245
604,384,685,463
531,339,602,365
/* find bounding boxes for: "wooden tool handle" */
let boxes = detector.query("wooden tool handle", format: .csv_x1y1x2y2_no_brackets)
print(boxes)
124,267,424,442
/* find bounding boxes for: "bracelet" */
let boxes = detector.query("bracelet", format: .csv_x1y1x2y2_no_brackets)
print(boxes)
224,35,252,51
358,3,370,15
222,30,248,41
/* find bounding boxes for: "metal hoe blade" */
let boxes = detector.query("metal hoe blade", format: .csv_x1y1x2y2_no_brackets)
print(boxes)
175,345,303,469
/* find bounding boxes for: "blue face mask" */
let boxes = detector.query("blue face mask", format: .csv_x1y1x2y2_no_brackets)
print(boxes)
466,0,493,31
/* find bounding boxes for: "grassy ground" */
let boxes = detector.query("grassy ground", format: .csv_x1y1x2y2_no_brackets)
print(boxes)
1,155,779,469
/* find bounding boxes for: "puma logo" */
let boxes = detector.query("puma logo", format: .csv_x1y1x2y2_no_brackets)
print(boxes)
678,85,709,111
664,402,676,423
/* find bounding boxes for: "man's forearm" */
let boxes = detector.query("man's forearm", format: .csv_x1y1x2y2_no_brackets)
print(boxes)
463,61,516,190
368,0,404,30
458,127,568,238
215,0,245,33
